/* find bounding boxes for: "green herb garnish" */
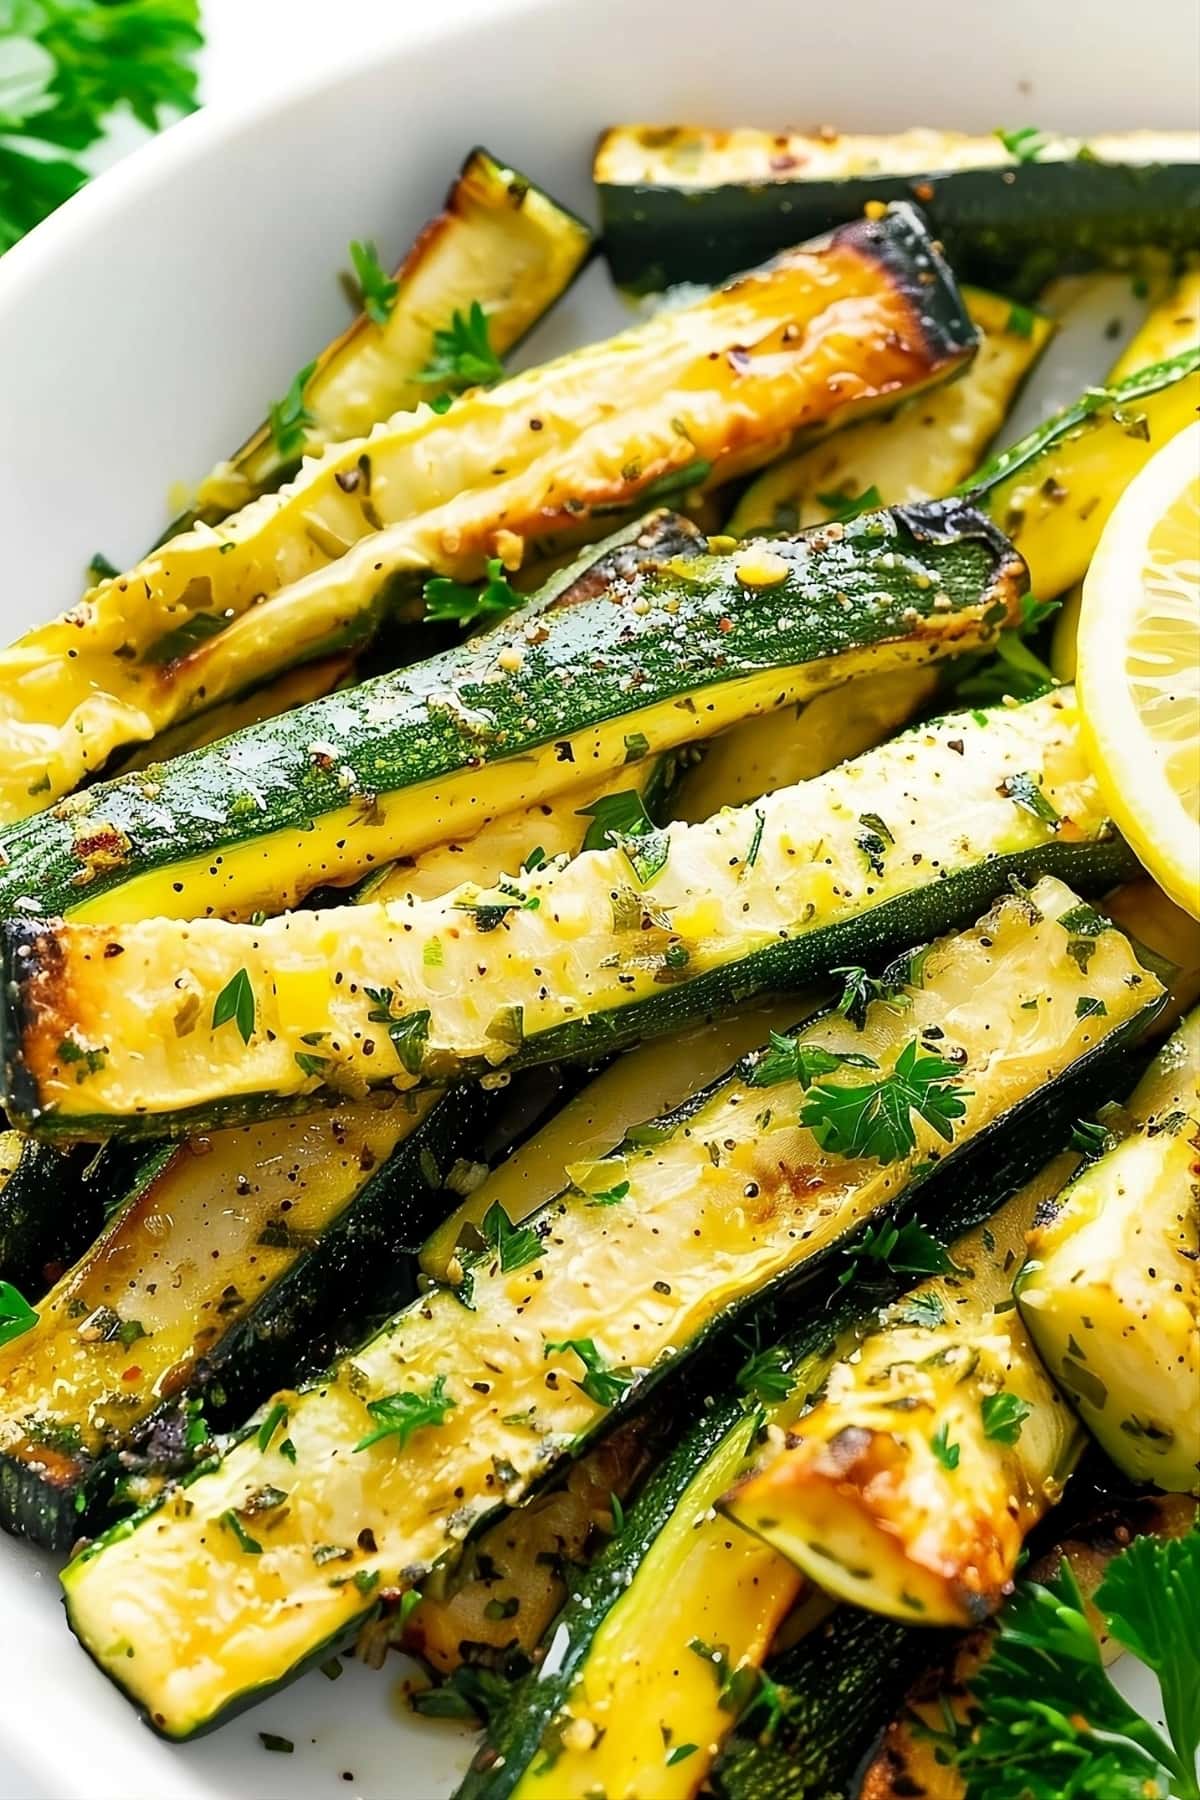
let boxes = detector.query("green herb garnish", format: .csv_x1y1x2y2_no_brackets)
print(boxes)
832,965,912,1031
212,967,255,1044
995,125,1050,162
543,1338,633,1409
737,1342,794,1404
480,1200,544,1273
0,1280,38,1349
815,484,883,523
930,1423,960,1469
800,1039,972,1165
348,238,398,326
576,789,656,852
423,556,524,626
266,360,317,460
1003,770,1061,827
981,1391,1032,1445
416,301,503,391
749,1030,878,1091
354,1374,456,1453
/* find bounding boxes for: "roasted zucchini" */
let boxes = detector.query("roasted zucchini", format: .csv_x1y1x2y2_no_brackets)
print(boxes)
595,124,1200,292
1018,1006,1200,1494
0,498,1011,929
729,287,1054,536
0,1092,490,1551
185,149,594,529
0,204,976,820
724,1162,1084,1625
58,877,1161,1737
966,344,1200,598
3,688,1143,1140
0,1139,159,1296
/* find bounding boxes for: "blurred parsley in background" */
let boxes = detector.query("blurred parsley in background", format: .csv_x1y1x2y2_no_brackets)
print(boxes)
0,0,203,252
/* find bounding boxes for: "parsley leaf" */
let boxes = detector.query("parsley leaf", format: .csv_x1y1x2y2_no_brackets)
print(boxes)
749,1030,878,1090
348,239,398,326
980,1391,1032,1444
415,301,503,391
576,789,655,852
737,1342,795,1404
0,0,203,254
423,557,524,627
267,360,317,460
800,1039,971,1165
841,1217,954,1286
543,1338,633,1409
212,967,255,1045
949,594,1060,704
480,1200,544,1272
832,964,912,1031
363,987,430,1075
930,1423,960,1469
815,484,883,523
1003,769,1061,827
0,1279,37,1349
354,1374,456,1453
996,125,1051,162
892,1288,947,1328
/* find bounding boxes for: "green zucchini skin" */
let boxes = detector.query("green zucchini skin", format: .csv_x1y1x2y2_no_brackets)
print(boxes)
455,1032,1155,1800
0,1140,159,1293
0,1083,498,1551
0,499,1013,927
599,155,1200,297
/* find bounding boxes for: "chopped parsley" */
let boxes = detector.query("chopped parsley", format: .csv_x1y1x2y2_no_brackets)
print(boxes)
1006,302,1037,338
749,1029,878,1090
348,238,398,326
1070,1117,1116,1157
841,1217,954,1286
800,1039,972,1165
981,1391,1032,1445
256,1401,289,1454
815,484,883,523
930,1423,960,1470
219,1509,263,1555
576,789,656,852
0,1280,37,1350
212,967,255,1045
744,807,766,871
995,125,1050,162
737,1342,795,1404
266,360,317,460
423,557,524,626
416,301,504,391
363,988,430,1074
354,1374,456,1453
585,1180,630,1207
1002,770,1061,828
1075,995,1108,1022
480,1200,544,1272
832,964,912,1031
543,1338,633,1409
892,1288,947,1329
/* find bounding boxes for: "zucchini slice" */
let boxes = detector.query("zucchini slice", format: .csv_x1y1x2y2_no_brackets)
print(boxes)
59,877,1162,1737
723,1163,1085,1626
3,686,1141,1141
856,1489,1200,1800
966,344,1200,598
185,149,594,530
729,288,1054,537
0,1092,488,1551
0,204,976,823
0,497,1009,929
0,1140,160,1295
595,124,1200,293
1018,1006,1200,1494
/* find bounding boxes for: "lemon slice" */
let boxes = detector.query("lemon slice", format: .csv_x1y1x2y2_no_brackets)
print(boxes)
1077,421,1200,918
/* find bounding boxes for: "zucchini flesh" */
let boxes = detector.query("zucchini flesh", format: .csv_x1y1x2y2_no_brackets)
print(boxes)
724,1160,1085,1625
0,497,1010,929
966,345,1200,598
595,124,1200,293
1018,1006,1200,1494
0,203,976,822
729,287,1054,536
58,878,1161,1737
186,149,594,529
3,688,1138,1140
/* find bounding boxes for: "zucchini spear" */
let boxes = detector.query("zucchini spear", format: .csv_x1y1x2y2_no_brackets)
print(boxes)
0,498,1010,929
0,688,1137,1140
60,876,1161,1737
1018,1005,1200,1495
0,203,976,820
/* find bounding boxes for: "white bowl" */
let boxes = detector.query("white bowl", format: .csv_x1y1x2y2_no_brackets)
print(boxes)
0,0,1191,1793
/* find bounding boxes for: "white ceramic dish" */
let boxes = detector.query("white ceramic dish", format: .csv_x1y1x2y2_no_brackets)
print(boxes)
0,0,1193,1793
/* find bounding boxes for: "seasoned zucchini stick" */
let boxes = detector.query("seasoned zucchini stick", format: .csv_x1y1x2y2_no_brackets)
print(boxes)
59,877,1162,1737
595,124,1200,292
0,759,661,1549
724,1161,1085,1625
2,689,1142,1140
0,499,1011,928
185,149,594,529
966,344,1200,598
856,1491,1199,1800
730,287,1054,536
0,203,976,821
1018,1006,1200,1494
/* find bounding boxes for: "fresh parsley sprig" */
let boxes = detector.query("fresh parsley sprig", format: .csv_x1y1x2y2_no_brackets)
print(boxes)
749,1029,878,1091
267,361,317,461
416,301,504,391
354,1374,456,1454
423,557,524,627
348,239,398,327
951,1528,1200,1800
800,1038,971,1165
0,0,203,254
